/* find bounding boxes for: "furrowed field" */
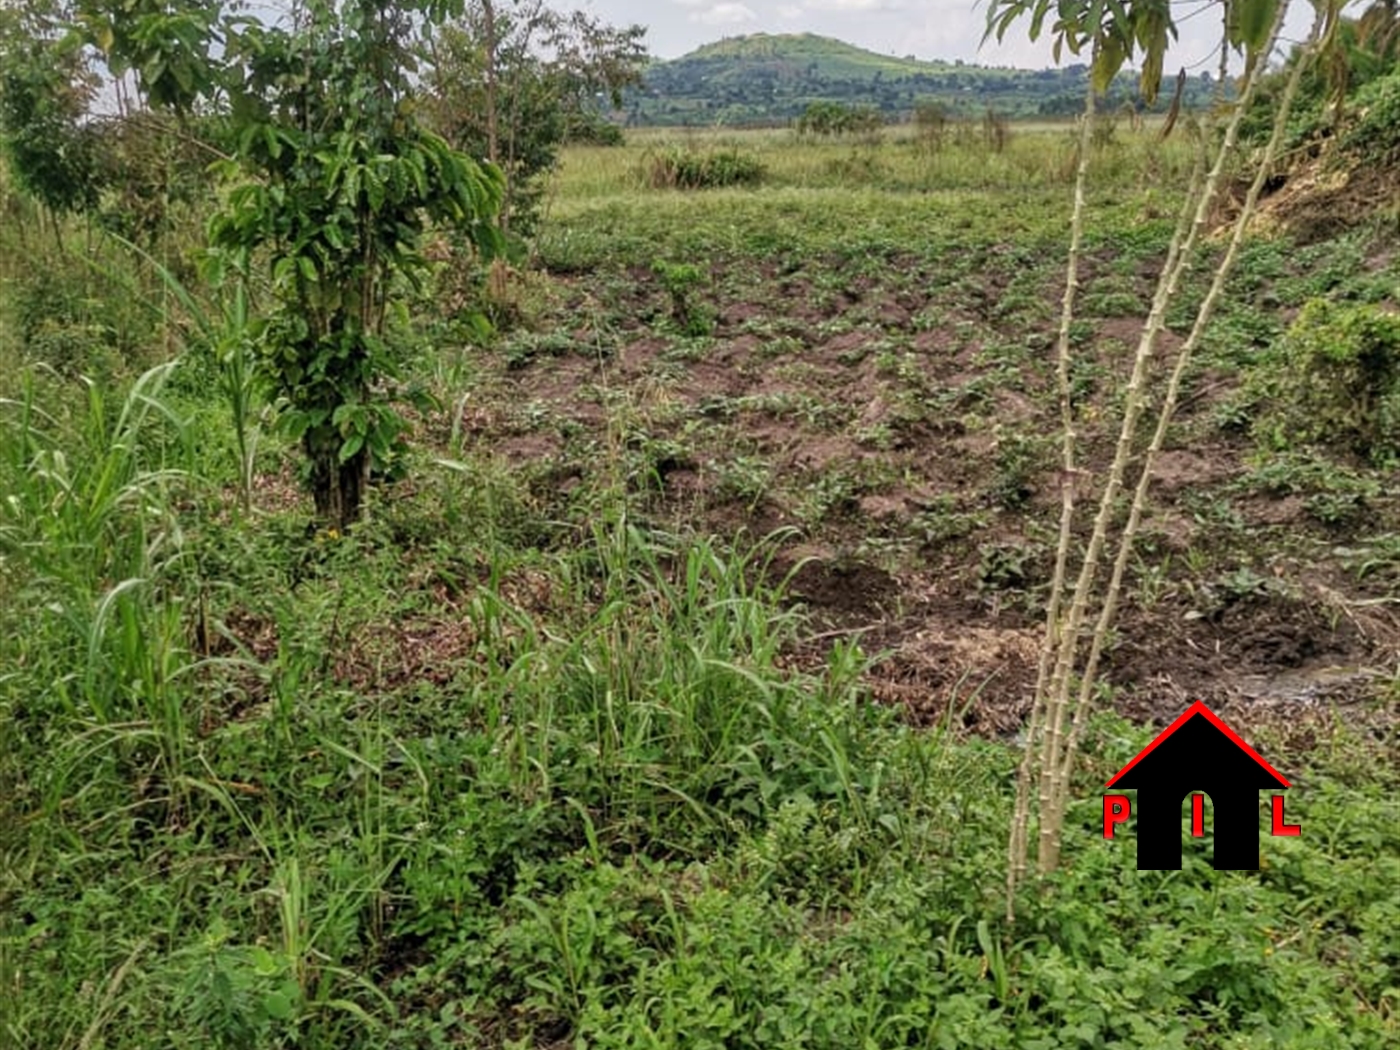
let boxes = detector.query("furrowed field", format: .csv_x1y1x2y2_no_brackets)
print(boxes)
2,120,1398,1049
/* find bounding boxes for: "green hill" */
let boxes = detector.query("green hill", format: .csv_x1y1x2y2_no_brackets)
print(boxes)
626,32,1215,127
678,32,958,80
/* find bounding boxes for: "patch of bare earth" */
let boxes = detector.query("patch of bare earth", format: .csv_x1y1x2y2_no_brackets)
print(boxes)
465,254,1400,741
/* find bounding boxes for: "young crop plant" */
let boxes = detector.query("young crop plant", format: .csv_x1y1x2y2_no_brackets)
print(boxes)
987,0,1348,919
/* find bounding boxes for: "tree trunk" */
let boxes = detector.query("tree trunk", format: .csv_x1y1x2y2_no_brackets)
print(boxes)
308,435,370,529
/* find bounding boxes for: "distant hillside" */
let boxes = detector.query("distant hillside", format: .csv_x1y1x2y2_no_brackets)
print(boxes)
623,32,1216,127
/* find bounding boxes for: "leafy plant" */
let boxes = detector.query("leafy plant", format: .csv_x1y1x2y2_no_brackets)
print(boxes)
200,0,505,526
651,259,713,336
1247,298,1400,464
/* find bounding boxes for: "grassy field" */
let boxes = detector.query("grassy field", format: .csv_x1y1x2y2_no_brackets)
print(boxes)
1,125,1398,1048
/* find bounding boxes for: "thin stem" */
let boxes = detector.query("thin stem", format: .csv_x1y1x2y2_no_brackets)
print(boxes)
1035,0,1291,875
1057,1,1326,791
1007,61,1096,920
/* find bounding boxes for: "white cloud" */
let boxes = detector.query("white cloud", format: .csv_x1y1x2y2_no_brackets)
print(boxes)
804,0,894,12
583,0,1315,70
691,2,757,25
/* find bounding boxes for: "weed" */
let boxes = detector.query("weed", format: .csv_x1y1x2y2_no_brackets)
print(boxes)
977,541,1045,592
652,260,715,337
909,496,987,548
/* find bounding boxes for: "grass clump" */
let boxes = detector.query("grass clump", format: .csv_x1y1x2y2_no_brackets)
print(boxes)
643,145,767,189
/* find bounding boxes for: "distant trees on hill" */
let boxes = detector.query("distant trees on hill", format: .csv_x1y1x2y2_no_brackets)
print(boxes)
628,49,1219,127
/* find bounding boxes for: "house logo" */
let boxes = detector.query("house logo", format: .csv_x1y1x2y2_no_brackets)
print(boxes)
1103,701,1300,870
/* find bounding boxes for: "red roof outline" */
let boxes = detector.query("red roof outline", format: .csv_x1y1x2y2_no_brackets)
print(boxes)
1105,700,1290,789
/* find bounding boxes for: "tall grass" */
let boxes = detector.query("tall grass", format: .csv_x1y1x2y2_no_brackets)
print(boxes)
0,362,201,816
556,122,1197,201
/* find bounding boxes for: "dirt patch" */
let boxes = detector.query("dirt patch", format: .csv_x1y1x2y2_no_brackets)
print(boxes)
1105,590,1374,722
867,618,1041,732
1150,446,1240,496
1237,157,1400,245
783,558,899,625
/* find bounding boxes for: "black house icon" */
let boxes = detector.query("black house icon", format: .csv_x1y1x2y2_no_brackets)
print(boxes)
1105,701,1290,870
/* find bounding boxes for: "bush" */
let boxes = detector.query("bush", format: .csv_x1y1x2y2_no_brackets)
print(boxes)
1247,297,1400,464
795,101,884,138
644,146,766,189
1340,71,1400,167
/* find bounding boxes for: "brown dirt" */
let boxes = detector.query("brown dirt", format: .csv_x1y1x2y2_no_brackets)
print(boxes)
423,250,1400,742
1234,154,1400,245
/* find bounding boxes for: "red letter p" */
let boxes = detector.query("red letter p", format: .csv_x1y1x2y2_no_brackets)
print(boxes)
1103,794,1131,839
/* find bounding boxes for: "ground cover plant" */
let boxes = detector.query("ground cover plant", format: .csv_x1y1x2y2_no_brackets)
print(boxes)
2,7,1399,1048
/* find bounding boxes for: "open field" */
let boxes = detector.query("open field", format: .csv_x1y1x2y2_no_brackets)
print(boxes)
2,125,1398,1048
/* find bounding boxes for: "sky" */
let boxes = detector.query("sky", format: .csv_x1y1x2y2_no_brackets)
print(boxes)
570,0,1334,73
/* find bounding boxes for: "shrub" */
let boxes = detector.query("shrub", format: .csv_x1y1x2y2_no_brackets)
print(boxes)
644,146,766,190
795,101,884,138
1340,70,1400,167
1247,298,1400,464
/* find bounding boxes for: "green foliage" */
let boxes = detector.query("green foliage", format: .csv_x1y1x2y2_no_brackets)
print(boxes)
423,1,646,239
4,54,1400,1050
1247,298,1400,464
1340,69,1400,167
0,0,104,218
795,100,884,138
201,0,504,526
644,145,766,189
71,0,223,113
651,259,713,336
7,251,157,377
1241,12,1400,154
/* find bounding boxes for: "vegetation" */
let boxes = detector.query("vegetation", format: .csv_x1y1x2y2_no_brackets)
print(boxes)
642,144,766,190
1247,298,1400,464
631,32,1220,126
2,4,1399,1049
794,101,885,138
423,0,648,240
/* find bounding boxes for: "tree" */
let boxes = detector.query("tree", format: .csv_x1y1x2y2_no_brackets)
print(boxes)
77,0,506,527
0,0,104,235
423,0,646,240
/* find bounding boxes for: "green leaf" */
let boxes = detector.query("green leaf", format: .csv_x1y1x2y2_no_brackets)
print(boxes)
339,432,365,463
262,988,294,1020
1091,32,1128,95
251,946,280,976
1229,0,1279,57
